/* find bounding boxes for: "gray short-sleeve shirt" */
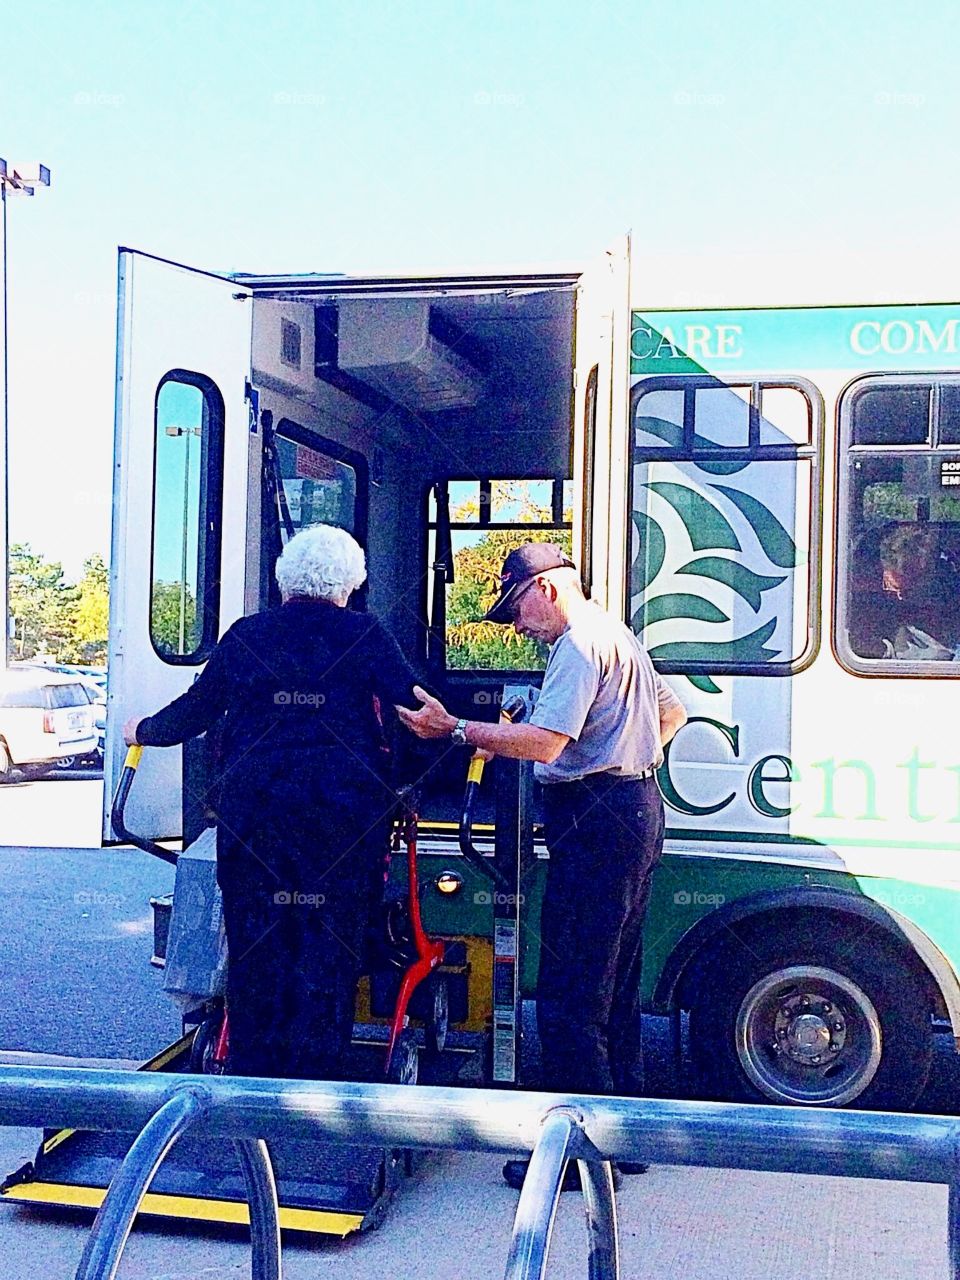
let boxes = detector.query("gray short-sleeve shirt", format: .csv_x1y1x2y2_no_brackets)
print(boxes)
529,601,683,784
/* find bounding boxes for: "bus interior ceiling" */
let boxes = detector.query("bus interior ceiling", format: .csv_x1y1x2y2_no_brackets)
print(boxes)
250,285,575,671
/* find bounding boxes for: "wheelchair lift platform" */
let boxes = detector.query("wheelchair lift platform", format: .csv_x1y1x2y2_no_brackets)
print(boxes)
0,1033,414,1236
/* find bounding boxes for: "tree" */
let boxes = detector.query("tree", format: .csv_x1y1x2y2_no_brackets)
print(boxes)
445,525,574,670
150,581,198,656
67,554,109,663
8,544,78,661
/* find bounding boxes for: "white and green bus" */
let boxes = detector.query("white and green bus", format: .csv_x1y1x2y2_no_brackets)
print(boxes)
102,241,960,1112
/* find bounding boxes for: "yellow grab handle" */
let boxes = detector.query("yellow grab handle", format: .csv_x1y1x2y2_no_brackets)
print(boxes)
467,755,486,785
124,744,143,769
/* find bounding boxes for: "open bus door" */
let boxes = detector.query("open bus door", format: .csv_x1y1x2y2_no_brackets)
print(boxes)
572,235,632,609
102,251,253,843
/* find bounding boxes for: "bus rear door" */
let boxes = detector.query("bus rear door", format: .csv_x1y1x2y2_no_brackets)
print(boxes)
102,250,253,842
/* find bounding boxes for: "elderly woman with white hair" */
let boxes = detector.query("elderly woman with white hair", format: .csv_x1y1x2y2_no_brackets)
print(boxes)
123,524,423,1080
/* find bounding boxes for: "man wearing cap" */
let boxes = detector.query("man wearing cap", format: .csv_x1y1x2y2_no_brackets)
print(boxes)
398,542,687,1191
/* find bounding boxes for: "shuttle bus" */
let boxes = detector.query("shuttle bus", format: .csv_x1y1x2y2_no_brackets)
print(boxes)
103,239,960,1113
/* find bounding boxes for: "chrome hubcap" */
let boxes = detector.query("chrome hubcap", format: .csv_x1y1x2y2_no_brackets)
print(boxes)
735,965,882,1105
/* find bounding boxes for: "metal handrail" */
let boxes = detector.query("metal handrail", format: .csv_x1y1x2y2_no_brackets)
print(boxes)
0,1067,957,1279
75,1088,210,1280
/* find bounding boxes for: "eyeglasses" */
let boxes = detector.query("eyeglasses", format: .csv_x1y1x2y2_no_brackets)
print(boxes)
506,578,538,621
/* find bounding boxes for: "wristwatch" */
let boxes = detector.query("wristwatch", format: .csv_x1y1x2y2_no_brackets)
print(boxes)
450,718,469,746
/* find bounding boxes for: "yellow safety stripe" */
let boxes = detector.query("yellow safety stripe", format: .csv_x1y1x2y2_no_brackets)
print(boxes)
124,744,143,769
418,820,494,833
140,1032,196,1071
0,1182,363,1235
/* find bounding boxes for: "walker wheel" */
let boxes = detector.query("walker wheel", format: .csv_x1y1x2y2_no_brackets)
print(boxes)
423,973,449,1058
189,1014,226,1075
387,1029,419,1086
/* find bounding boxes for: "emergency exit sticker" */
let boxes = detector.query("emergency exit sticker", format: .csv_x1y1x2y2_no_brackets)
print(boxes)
295,446,337,480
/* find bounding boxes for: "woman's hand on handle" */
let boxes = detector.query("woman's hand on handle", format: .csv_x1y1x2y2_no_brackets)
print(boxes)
123,716,142,747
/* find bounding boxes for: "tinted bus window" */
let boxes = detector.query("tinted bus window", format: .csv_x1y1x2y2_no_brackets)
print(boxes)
274,431,357,536
837,375,960,673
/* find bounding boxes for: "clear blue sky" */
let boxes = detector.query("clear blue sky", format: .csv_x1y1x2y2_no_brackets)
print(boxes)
2,0,958,578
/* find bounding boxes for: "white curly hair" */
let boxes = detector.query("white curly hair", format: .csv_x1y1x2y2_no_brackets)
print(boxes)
275,524,367,604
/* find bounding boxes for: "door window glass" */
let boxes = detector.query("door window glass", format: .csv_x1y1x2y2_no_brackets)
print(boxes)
150,372,224,663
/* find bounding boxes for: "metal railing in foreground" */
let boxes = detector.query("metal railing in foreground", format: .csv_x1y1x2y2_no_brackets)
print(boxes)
0,1066,957,1280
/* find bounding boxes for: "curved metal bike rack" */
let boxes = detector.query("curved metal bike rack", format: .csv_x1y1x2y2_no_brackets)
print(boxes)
0,1069,958,1279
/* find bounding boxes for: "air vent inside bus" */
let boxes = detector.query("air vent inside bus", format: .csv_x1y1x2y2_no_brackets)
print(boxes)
331,298,486,412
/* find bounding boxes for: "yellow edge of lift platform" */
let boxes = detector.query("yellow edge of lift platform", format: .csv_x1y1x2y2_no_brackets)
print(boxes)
0,1182,363,1237
0,1032,376,1236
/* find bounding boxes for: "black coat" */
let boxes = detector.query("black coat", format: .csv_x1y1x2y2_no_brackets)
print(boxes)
137,598,422,774
135,598,429,1080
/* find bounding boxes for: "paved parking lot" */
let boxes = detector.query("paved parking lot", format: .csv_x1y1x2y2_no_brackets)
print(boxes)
0,1123,950,1280
0,773,102,848
0,782,955,1278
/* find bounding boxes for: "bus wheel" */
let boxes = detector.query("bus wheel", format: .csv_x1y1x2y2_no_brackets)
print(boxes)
688,927,933,1110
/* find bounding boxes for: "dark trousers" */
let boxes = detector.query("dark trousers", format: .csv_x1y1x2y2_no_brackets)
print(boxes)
215,754,393,1080
537,772,664,1097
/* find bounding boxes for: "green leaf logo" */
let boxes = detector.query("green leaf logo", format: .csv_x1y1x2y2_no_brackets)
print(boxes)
630,511,666,593
709,485,804,568
644,482,741,552
636,415,747,476
647,617,779,665
675,556,786,613
634,593,729,630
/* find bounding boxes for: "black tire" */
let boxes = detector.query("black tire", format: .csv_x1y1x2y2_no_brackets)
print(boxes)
20,763,52,780
688,919,934,1110
0,742,13,782
386,1029,419,1086
189,1014,227,1075
56,756,77,771
422,973,449,1059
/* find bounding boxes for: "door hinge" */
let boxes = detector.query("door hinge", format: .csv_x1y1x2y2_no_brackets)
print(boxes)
245,381,259,432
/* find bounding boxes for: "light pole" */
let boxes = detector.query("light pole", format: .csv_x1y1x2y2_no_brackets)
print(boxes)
165,424,202,653
1,160,50,669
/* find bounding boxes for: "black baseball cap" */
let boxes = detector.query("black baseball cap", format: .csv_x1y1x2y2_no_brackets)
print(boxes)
483,543,577,624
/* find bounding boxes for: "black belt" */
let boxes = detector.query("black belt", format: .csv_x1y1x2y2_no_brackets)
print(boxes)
546,767,656,788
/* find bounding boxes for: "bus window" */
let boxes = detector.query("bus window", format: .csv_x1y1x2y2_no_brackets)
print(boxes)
629,376,820,676
837,376,960,672
274,424,358,536
427,477,572,671
149,372,224,663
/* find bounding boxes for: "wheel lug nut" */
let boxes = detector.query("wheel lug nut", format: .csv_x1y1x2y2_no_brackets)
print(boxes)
833,1021,843,1031
811,1055,821,1063
801,998,810,1008
822,1002,832,1013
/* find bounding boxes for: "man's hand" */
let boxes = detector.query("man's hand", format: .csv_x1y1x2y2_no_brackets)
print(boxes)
396,686,458,739
123,716,142,747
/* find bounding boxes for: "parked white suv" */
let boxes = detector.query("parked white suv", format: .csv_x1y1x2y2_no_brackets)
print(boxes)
0,670,97,778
